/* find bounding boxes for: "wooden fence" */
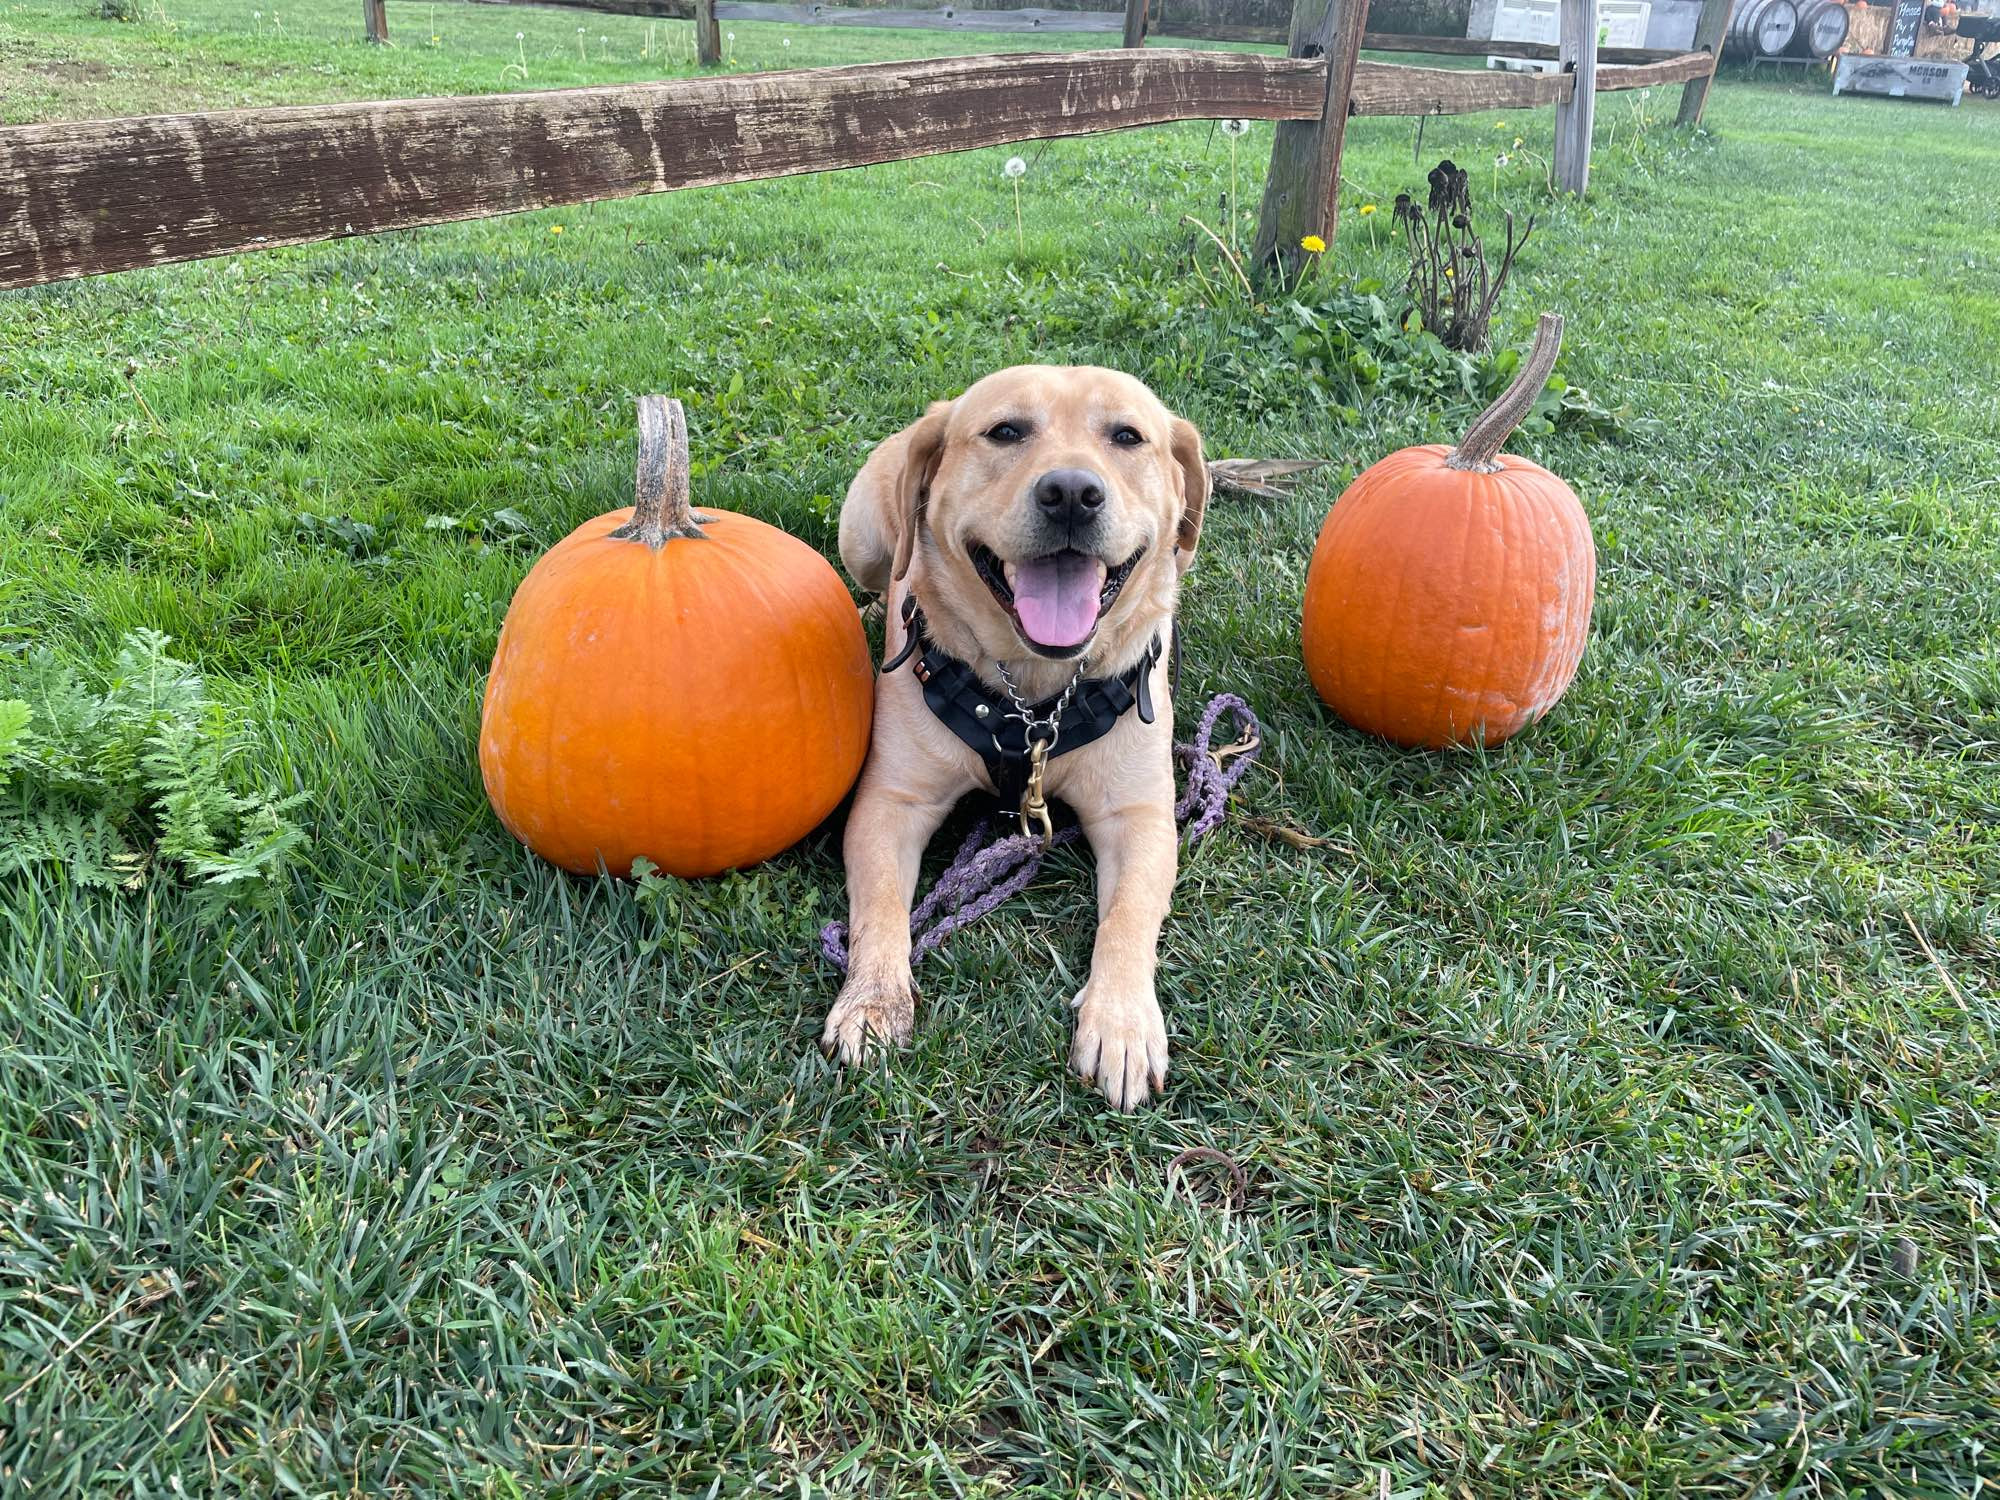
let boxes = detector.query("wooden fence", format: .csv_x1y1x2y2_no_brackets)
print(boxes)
0,0,1726,292
675,0,1729,263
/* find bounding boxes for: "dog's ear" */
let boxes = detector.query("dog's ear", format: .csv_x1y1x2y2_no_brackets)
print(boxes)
1168,415,1208,574
891,400,953,583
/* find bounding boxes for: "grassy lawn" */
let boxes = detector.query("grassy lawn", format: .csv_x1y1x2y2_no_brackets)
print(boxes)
4,0,1999,1492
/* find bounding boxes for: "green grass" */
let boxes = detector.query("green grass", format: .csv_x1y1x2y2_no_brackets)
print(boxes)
3,0,1999,1493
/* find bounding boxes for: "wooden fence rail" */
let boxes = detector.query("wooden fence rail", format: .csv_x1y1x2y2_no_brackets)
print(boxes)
0,51,1321,290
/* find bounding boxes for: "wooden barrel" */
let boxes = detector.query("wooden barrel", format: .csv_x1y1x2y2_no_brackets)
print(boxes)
1787,0,1850,55
1724,0,1800,56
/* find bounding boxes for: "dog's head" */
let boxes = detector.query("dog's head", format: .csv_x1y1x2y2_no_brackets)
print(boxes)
885,365,1206,665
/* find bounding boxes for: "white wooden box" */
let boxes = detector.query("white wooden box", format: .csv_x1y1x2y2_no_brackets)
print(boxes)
1487,0,1651,72
1832,53,1968,103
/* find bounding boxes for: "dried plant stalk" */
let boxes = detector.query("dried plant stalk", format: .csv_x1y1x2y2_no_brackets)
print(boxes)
1394,160,1535,354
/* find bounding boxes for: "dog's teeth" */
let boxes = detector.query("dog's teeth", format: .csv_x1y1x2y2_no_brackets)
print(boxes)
1003,561,1018,590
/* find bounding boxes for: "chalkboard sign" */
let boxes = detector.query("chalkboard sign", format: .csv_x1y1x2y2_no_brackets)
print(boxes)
1887,0,1925,54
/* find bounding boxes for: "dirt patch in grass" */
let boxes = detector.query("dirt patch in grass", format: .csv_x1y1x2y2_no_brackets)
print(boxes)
27,58,114,80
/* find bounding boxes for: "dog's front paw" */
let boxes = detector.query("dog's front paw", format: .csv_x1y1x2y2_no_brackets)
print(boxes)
1069,979,1168,1112
822,970,915,1065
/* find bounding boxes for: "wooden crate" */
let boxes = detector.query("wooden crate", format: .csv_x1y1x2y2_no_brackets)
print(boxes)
1831,50,1969,99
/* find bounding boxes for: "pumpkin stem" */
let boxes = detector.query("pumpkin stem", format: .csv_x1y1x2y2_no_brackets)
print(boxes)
611,396,707,546
1446,312,1563,473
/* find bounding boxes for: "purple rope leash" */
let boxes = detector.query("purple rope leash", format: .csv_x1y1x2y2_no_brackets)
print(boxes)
819,693,1260,973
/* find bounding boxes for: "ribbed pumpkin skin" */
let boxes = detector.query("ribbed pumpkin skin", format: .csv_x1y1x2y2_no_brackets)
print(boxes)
1301,444,1595,749
479,506,874,878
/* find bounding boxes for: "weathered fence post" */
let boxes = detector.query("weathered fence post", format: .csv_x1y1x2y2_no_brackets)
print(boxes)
363,0,387,44
1123,0,1148,46
695,0,721,65
1675,0,1734,125
1251,0,1370,276
1553,0,1598,193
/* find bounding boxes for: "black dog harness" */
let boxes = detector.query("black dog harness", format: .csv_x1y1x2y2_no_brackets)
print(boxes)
882,593,1170,829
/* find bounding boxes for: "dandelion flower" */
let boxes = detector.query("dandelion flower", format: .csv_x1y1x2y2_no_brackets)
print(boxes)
1003,156,1027,179
1300,234,1326,253
1220,118,1250,137
515,30,523,38
431,32,440,42
1496,153,1510,167
550,224,564,235
1358,203,1377,216
1513,136,1524,147
727,30,735,39
783,35,791,45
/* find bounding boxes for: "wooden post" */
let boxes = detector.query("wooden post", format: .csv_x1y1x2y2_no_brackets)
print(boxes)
363,0,386,44
1553,0,1598,194
695,0,721,65
1123,0,1148,48
1251,0,1370,277
1675,0,1733,125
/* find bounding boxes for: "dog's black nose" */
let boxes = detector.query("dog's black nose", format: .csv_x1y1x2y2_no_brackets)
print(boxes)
1033,468,1106,527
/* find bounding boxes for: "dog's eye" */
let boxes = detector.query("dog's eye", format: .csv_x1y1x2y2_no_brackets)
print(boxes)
1110,425,1146,448
984,421,1027,444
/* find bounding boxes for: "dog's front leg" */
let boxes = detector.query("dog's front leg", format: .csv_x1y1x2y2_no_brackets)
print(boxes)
1070,801,1178,1111
823,775,951,1065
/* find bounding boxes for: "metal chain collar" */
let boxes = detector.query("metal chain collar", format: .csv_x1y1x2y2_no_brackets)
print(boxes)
994,654,1089,843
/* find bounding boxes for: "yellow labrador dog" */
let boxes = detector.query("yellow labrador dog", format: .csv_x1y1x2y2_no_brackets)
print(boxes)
825,365,1207,1110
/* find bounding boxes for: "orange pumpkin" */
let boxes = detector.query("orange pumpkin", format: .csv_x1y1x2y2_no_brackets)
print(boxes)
479,397,873,878
1301,313,1595,750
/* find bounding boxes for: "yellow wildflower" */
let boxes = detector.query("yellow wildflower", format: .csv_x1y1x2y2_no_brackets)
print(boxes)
1300,234,1326,253
550,225,564,235
1358,203,1377,216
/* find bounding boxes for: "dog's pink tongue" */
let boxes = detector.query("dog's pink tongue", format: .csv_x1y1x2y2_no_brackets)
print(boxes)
1011,552,1104,649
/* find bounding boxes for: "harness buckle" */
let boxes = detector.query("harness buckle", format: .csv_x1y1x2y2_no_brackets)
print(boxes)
1018,738,1054,845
